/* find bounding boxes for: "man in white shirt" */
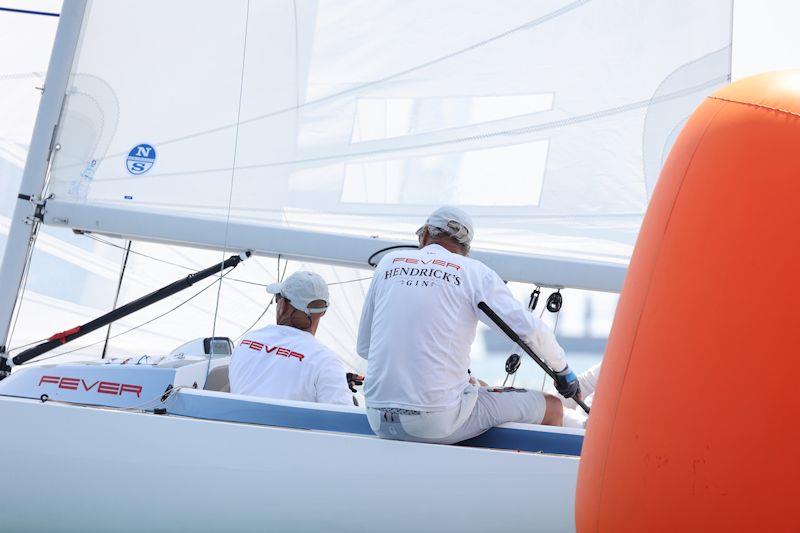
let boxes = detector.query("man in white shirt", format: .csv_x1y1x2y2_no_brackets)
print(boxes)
357,206,581,444
229,270,355,406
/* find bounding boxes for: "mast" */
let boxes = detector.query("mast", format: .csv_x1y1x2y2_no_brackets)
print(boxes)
0,1,87,362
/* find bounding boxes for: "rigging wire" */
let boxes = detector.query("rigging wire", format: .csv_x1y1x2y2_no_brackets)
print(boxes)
233,258,289,342
0,6,59,17
5,215,40,352
22,271,232,365
85,233,373,287
5,336,49,355
83,233,268,287
206,0,251,381
101,240,131,359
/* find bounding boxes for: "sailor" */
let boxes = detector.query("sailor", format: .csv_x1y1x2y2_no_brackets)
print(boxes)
356,206,581,444
555,361,601,428
229,270,356,406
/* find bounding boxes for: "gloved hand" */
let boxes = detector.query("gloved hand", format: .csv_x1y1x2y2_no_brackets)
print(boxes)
554,365,581,399
346,373,364,393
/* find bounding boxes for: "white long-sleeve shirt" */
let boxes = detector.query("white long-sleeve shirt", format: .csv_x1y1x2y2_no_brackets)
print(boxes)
229,325,354,405
357,244,567,412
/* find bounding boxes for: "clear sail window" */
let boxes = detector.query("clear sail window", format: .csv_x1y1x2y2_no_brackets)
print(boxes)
350,94,554,143
340,140,548,206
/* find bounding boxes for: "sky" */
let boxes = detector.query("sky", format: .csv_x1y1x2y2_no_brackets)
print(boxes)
732,0,800,78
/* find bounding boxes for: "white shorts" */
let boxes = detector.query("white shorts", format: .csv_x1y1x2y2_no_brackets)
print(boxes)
366,384,548,445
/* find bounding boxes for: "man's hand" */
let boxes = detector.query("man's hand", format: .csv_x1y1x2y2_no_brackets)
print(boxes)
554,365,581,399
346,372,364,393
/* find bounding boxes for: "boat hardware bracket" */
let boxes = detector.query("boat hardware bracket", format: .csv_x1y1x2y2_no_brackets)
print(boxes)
478,301,590,414
160,384,174,402
528,287,541,311
546,290,563,313
501,353,522,387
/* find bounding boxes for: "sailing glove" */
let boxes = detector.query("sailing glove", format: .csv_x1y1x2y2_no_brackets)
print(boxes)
554,365,581,399
346,372,364,393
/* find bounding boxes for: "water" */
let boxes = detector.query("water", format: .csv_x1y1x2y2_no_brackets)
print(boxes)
470,351,602,391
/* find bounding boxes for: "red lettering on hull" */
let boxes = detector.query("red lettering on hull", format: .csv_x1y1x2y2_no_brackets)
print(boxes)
38,375,143,398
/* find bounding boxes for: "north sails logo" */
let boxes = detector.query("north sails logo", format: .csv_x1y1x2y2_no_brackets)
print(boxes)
126,143,156,175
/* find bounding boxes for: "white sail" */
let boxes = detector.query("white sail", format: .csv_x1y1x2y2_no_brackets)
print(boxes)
2,0,734,377
38,0,732,291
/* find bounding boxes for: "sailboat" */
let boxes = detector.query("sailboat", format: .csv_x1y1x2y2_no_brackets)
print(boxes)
0,1,734,531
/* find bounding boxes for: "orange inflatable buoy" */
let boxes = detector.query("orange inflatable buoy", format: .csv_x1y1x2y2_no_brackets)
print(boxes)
576,70,800,532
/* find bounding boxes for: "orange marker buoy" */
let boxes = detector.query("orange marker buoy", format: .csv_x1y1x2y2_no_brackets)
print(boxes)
576,70,800,532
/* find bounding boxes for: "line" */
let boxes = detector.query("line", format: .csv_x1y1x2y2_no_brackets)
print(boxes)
207,0,251,378
708,95,800,120
0,6,59,17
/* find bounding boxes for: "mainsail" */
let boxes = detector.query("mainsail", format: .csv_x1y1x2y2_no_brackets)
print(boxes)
2,0,734,371
41,0,732,284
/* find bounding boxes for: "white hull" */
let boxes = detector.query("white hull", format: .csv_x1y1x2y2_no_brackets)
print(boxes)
1,394,578,532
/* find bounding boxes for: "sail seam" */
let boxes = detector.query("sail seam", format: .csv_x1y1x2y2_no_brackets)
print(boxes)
708,96,800,119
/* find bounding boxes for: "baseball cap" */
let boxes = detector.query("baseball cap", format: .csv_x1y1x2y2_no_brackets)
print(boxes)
421,205,474,246
266,271,329,315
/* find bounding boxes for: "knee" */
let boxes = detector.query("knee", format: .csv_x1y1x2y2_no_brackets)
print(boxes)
541,394,564,426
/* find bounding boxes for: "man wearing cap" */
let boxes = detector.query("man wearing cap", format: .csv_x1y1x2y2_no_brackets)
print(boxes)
356,206,581,444
229,271,356,406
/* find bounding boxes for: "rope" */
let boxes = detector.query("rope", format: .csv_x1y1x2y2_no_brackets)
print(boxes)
233,259,288,342
0,7,58,17
206,0,251,381
84,233,372,288
84,234,268,287
540,291,562,391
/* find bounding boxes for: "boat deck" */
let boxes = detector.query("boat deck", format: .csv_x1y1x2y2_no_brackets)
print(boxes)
163,389,585,456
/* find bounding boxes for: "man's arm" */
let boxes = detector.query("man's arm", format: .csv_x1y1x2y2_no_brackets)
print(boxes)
578,361,601,397
315,356,356,406
356,274,377,360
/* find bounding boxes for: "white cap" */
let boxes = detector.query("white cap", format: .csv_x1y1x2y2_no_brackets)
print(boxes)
422,205,474,246
266,271,329,315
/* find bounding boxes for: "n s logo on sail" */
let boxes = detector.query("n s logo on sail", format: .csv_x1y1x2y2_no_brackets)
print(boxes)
126,143,157,175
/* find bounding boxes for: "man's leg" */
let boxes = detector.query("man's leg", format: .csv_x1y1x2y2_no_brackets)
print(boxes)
438,387,562,444
541,394,564,426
